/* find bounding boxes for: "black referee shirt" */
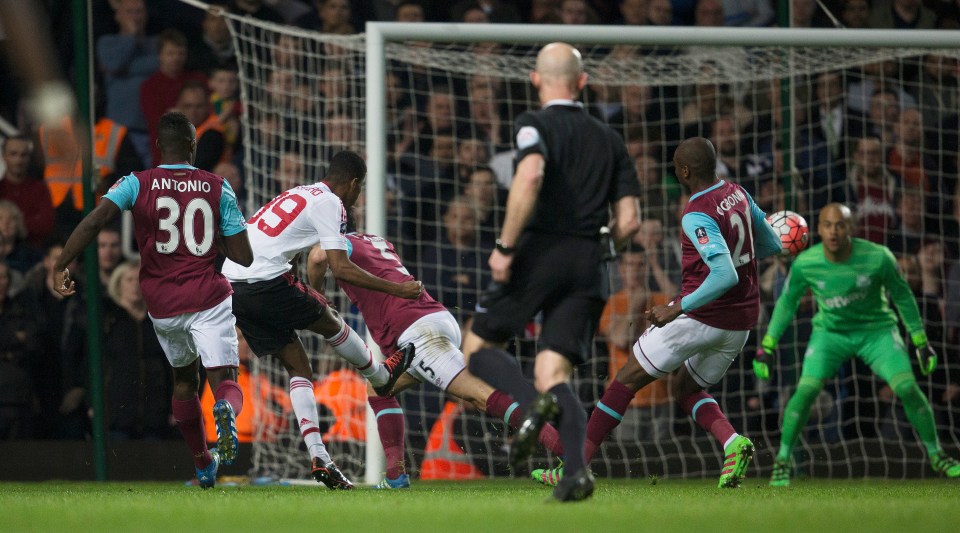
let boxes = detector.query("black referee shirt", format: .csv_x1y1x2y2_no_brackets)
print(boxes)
513,100,639,238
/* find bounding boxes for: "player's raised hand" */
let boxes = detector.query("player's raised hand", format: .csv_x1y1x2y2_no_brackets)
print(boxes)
645,303,681,327
396,280,424,300
54,268,76,297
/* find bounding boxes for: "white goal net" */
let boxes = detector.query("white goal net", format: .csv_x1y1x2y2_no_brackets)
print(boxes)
202,5,960,482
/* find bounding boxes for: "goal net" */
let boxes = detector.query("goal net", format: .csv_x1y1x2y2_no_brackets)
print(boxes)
209,7,960,482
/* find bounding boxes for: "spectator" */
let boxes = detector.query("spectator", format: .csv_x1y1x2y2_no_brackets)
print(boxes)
462,165,506,245
560,0,595,24
647,0,674,25
850,87,900,146
0,135,54,248
208,62,243,158
188,2,236,72
529,0,562,22
722,0,774,26
599,247,673,442
813,71,853,162
869,0,937,28
450,1,522,23
0,259,39,439
631,219,680,294
887,108,940,212
18,240,88,439
840,0,872,28
0,200,41,281
102,260,173,440
849,137,899,243
96,227,125,293
418,196,491,325
230,0,284,23
694,0,725,26
395,1,427,22
887,186,926,254
96,0,158,165
460,4,492,22
175,81,226,171
791,0,819,26
945,184,960,344
846,60,916,116
140,29,207,166
465,75,509,153
917,55,959,155
617,0,649,24
296,0,356,34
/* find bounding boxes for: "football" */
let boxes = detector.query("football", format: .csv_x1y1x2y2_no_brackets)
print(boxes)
766,210,810,257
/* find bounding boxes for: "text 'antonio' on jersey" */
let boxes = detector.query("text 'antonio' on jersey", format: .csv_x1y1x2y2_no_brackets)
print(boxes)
680,180,760,330
102,164,247,319
340,233,447,355
222,183,348,283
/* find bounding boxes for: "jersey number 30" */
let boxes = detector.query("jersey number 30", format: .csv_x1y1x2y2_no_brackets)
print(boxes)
155,196,215,256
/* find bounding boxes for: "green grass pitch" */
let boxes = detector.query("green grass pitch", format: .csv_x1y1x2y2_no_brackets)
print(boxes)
2,478,958,532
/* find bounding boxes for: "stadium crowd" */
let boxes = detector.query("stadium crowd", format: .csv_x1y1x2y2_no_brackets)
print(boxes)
0,0,957,472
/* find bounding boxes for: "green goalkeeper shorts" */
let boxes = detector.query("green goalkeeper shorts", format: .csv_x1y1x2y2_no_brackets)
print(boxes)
800,326,913,383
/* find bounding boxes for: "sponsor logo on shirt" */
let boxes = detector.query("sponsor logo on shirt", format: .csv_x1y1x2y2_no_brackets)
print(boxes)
695,227,709,244
856,274,871,288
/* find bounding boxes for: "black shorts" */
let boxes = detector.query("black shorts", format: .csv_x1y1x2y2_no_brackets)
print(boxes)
230,272,328,357
471,233,606,365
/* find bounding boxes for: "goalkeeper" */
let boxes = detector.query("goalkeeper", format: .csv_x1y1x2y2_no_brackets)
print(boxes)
755,203,960,486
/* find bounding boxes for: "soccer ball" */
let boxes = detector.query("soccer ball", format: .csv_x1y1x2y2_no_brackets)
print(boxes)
766,210,809,257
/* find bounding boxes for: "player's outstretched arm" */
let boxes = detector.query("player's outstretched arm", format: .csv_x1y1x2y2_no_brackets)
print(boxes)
326,248,422,299
54,199,121,296
880,247,936,375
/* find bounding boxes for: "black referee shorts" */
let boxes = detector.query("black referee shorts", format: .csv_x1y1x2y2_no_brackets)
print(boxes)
230,272,329,357
471,233,606,365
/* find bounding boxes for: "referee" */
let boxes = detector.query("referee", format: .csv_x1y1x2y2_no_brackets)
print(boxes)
463,42,640,502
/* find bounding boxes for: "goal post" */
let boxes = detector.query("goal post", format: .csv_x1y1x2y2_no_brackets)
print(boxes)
177,0,960,484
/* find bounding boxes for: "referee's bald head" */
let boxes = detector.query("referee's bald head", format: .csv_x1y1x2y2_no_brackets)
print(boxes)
674,137,717,183
533,42,587,97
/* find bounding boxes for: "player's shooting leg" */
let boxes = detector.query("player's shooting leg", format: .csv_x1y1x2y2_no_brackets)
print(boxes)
275,339,314,380
446,370,497,412
309,308,391,387
674,366,739,450
583,354,655,463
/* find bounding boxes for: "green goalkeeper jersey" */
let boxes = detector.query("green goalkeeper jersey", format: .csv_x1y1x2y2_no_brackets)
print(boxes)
765,238,924,343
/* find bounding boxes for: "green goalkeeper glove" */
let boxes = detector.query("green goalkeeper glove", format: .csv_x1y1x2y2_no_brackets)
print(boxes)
911,331,937,377
753,335,777,381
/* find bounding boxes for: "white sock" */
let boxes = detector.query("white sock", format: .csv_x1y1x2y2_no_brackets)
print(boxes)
325,320,387,387
289,377,332,464
723,433,739,450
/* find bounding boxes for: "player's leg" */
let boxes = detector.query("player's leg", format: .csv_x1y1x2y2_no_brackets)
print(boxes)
677,329,752,488
153,313,218,487
307,306,411,393
190,296,243,466
366,375,418,488
860,329,960,478
771,329,848,486
273,338,353,489
584,317,706,464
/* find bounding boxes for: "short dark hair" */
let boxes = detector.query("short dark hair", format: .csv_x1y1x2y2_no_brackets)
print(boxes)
157,28,188,52
178,80,208,100
326,151,366,185
157,112,195,153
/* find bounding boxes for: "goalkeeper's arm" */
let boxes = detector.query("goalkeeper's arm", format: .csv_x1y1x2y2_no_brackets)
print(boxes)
881,246,937,375
754,262,809,380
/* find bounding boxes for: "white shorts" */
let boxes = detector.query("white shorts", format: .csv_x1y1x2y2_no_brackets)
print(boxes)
396,311,465,391
633,314,749,388
150,296,240,369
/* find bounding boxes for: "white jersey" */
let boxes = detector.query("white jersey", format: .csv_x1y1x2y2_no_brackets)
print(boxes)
222,183,348,283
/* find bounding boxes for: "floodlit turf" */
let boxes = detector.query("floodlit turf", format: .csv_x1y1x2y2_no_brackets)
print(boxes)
1,478,958,532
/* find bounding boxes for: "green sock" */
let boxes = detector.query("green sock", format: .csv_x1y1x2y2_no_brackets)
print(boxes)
892,376,941,457
776,377,823,463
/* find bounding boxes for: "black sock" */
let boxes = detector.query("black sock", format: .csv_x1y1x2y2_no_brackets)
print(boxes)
549,383,586,476
468,348,537,405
